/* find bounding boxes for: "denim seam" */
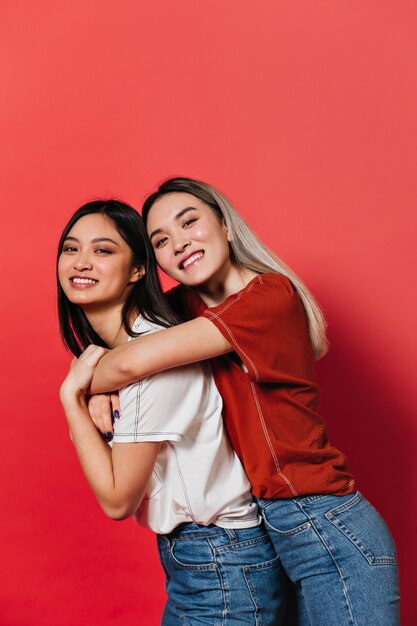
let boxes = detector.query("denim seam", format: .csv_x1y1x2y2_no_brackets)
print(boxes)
256,498,275,510
243,555,280,572
214,535,269,554
169,541,217,570
325,516,397,566
297,503,356,625
167,531,226,541
258,492,356,509
324,491,396,565
292,493,329,505
263,517,311,537
215,561,229,626
242,568,262,626
325,491,362,516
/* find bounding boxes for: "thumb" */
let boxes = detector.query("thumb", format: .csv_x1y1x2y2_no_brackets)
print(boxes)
80,345,107,365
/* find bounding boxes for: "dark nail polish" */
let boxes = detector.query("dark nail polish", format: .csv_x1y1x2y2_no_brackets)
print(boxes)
113,410,120,420
105,432,113,441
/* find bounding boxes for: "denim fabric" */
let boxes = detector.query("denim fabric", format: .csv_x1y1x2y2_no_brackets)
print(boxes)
157,522,286,625
256,491,400,626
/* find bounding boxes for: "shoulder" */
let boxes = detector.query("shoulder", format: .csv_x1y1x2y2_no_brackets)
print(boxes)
204,273,297,321
258,272,295,293
244,273,295,302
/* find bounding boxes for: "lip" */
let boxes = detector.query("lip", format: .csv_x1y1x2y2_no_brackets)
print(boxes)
69,275,99,289
179,251,204,271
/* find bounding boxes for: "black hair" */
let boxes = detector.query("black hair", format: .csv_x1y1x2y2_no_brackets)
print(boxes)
57,199,181,356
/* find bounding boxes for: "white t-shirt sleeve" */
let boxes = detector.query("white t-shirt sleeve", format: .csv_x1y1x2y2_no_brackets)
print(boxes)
113,362,216,444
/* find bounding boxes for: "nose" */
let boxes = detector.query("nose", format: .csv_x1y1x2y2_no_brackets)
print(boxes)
173,237,191,255
73,254,93,272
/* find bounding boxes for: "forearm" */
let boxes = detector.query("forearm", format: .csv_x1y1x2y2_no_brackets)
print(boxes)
88,342,145,394
62,393,145,519
89,317,233,394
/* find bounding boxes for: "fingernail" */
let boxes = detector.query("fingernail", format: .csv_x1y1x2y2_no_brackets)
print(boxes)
113,410,120,420
105,432,113,441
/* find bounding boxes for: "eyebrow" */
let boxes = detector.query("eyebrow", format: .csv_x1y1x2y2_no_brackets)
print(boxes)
149,207,197,241
63,236,120,245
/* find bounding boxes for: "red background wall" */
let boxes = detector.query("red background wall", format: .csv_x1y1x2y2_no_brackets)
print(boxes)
0,2,415,624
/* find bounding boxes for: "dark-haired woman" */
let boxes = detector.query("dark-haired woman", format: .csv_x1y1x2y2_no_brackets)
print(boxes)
87,181,400,626
57,200,284,625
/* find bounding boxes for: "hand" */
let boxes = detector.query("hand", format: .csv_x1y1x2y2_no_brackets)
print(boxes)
60,345,107,405
88,392,120,436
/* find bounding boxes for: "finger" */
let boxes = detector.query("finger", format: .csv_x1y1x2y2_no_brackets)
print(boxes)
87,395,113,442
99,394,114,435
110,392,121,420
80,345,107,365
87,395,100,428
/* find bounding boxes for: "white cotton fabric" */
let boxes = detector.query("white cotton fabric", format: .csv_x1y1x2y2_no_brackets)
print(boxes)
112,316,259,535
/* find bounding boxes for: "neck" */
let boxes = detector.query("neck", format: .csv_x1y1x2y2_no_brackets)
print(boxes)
195,264,257,307
82,302,132,348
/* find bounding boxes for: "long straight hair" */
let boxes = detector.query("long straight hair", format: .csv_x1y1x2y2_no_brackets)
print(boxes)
142,178,328,359
57,199,181,356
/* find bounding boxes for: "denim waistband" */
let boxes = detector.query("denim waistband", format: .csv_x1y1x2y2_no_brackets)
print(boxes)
160,522,233,541
159,522,268,543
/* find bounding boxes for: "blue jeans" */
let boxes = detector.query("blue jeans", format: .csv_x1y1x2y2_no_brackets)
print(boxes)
157,522,286,625
256,491,400,626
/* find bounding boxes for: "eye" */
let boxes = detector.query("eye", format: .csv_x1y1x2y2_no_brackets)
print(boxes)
154,236,168,249
183,218,197,228
62,245,78,253
95,248,111,254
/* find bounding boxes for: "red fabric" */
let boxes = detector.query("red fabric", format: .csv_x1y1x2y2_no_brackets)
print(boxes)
179,274,355,499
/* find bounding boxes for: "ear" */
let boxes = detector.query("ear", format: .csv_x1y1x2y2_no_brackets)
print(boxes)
130,264,146,283
223,220,232,242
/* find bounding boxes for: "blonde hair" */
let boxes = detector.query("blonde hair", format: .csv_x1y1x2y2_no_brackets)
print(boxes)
142,177,329,359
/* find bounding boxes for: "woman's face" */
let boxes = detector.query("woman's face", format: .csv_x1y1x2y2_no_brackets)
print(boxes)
146,192,232,290
58,213,142,310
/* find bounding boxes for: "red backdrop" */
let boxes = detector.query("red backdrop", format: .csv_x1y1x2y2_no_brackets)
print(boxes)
0,2,415,624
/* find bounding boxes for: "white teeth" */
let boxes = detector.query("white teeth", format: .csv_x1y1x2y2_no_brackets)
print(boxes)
72,277,97,284
182,253,203,269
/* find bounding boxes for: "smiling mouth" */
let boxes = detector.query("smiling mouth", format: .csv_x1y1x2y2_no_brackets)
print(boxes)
181,252,204,270
70,277,98,285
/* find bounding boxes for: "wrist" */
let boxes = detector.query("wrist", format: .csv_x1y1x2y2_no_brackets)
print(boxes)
59,383,86,411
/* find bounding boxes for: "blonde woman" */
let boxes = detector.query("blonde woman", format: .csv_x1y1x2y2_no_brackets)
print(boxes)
88,179,400,626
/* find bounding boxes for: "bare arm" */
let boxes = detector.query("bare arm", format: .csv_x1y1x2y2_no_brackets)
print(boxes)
89,316,232,394
60,346,160,520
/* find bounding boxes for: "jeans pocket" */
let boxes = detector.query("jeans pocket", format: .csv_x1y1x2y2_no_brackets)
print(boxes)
170,539,217,570
325,492,397,566
261,505,312,537
243,555,283,618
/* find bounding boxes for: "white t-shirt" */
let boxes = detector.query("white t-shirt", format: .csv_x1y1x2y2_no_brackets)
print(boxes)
112,316,259,535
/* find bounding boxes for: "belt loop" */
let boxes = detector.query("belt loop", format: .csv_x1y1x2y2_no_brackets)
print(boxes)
225,528,238,542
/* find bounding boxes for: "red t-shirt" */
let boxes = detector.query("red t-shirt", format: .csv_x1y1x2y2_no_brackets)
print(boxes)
171,273,355,499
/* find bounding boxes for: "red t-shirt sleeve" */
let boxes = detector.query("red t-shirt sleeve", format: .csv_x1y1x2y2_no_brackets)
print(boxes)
200,274,315,383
